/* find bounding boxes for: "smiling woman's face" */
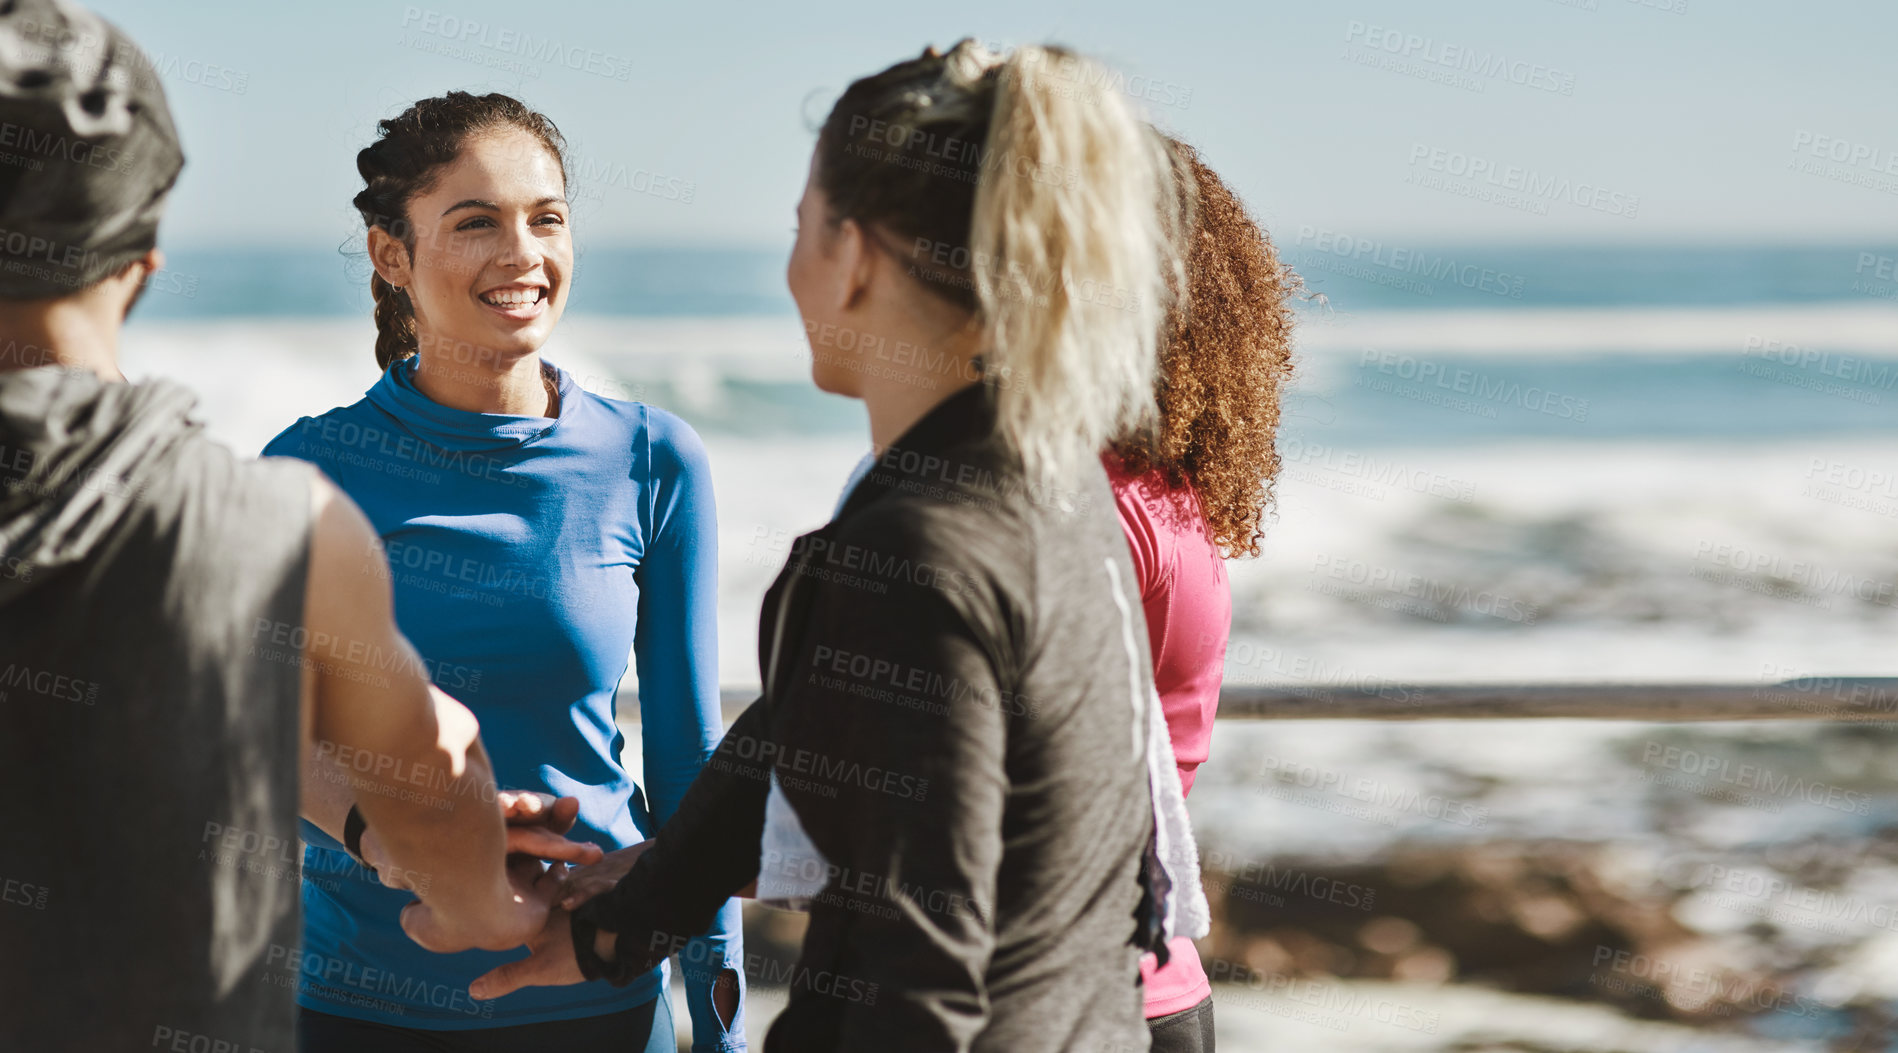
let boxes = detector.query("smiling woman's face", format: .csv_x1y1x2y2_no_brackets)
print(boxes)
382,127,572,367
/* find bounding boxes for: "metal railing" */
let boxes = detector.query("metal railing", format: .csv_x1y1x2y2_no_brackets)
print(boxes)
1212,677,1898,721
703,678,1898,722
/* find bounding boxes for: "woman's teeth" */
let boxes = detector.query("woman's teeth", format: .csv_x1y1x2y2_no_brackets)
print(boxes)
481,288,544,307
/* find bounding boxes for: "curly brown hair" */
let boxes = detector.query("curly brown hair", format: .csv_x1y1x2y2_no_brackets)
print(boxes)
1110,139,1300,559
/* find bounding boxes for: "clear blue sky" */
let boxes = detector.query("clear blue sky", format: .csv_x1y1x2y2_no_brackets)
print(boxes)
91,0,1898,249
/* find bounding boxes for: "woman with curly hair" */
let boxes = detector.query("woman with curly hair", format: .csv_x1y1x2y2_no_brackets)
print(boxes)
1108,138,1300,1053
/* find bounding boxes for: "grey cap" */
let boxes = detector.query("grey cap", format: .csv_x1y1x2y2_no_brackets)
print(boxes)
0,0,182,299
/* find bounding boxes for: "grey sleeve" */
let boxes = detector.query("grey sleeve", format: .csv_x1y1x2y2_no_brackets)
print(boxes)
575,695,771,973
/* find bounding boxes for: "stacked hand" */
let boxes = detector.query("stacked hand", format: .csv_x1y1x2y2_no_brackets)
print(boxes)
468,839,656,998
372,790,608,953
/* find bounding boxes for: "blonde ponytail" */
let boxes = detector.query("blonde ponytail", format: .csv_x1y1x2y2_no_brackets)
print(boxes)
971,46,1188,485
813,41,1189,484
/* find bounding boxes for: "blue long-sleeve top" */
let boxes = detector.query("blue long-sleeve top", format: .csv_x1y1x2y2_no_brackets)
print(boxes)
263,357,744,1047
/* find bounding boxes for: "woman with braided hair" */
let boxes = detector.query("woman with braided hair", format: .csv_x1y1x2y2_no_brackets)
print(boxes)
261,92,745,1053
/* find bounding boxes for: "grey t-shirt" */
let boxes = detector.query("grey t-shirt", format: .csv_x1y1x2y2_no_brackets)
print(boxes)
0,368,313,1052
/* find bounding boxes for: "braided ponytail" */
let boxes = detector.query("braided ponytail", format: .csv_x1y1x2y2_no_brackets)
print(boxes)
351,91,568,372
368,273,416,371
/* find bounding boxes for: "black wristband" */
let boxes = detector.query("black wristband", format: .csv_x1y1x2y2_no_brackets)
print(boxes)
342,805,377,876
570,910,639,986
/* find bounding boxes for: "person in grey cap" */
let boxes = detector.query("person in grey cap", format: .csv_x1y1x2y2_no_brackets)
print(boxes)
0,2,597,1050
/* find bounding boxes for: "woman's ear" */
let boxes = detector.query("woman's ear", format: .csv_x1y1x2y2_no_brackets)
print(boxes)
367,227,413,289
834,217,876,313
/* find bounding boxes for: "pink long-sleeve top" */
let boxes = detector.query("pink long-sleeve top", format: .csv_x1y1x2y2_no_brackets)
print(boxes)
1106,455,1232,1019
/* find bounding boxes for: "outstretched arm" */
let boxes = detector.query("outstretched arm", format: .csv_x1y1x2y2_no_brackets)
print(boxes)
303,744,603,893
470,694,776,999
297,476,556,952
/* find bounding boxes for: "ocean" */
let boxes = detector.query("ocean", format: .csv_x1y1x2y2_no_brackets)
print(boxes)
123,243,1898,1048
123,243,1898,688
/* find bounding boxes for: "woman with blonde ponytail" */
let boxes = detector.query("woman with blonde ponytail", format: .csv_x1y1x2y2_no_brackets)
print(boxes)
478,41,1198,1053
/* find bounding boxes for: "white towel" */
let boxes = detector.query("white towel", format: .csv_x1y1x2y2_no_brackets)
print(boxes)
753,452,874,908
1106,556,1210,944
755,772,828,907
1146,680,1211,941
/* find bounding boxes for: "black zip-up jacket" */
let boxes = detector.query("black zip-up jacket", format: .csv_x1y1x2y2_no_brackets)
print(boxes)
577,383,1160,1052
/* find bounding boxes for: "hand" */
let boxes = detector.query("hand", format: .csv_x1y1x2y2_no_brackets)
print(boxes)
498,789,577,831
467,905,609,1000
462,837,654,995
393,793,602,953
400,855,569,954
558,839,655,912
498,791,605,868
358,792,602,892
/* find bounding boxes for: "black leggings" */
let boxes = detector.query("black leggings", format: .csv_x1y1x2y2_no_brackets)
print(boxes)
296,997,673,1053
1147,995,1215,1053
